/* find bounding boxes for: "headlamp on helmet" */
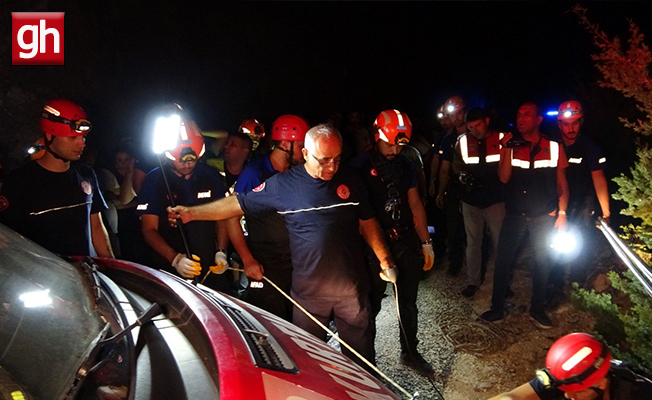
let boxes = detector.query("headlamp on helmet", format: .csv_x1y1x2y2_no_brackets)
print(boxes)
557,101,583,122
41,100,91,137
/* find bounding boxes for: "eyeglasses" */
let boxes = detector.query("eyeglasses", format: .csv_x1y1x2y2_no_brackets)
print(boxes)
310,153,342,166
42,112,92,133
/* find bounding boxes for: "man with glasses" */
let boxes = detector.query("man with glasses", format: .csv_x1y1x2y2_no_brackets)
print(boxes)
167,124,396,371
137,115,230,292
0,99,114,258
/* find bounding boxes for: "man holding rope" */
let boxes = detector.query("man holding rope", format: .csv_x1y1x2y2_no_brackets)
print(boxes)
167,123,396,371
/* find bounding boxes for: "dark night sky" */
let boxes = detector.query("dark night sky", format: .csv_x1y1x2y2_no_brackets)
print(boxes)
4,1,652,161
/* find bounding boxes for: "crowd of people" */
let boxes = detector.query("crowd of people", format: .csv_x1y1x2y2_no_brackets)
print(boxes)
2,95,650,399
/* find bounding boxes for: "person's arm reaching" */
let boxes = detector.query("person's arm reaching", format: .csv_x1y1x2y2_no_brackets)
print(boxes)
498,132,514,184
225,216,264,280
359,217,394,271
90,212,114,258
555,147,569,231
167,195,244,225
436,160,451,209
408,186,434,271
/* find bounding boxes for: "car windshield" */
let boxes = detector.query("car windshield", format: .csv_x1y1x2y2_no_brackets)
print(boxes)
0,223,105,400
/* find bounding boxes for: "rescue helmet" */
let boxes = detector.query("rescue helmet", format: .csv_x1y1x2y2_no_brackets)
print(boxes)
539,333,611,392
557,100,583,122
165,117,206,163
238,119,265,140
373,109,412,145
41,99,92,137
271,115,310,141
444,95,466,115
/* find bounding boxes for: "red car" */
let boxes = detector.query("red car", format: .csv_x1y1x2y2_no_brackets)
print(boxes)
0,223,400,400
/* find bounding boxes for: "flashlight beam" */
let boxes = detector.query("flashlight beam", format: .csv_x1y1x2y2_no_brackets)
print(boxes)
598,218,652,298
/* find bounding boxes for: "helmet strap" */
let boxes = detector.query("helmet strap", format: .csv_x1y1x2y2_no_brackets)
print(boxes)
43,135,73,162
277,142,298,166
590,386,604,400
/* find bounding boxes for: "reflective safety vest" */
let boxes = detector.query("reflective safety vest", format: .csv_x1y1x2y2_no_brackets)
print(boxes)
505,136,560,217
457,132,504,208
459,132,503,165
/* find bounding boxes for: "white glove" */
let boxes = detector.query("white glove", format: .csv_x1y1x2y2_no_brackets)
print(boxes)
380,266,398,283
172,253,201,278
211,250,228,274
422,242,435,271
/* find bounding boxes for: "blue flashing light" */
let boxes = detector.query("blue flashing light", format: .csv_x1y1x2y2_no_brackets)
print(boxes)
546,110,559,116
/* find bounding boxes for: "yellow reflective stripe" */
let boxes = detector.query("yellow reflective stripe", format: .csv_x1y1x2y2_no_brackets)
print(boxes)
568,157,583,164
485,154,500,163
599,157,606,164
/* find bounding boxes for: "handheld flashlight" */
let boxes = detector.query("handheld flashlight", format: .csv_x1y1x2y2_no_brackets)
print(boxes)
551,231,578,254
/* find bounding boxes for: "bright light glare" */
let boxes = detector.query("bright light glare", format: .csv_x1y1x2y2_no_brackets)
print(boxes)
551,231,577,254
153,114,181,154
446,104,455,113
19,289,52,308
437,112,445,119
563,110,573,118
546,111,559,116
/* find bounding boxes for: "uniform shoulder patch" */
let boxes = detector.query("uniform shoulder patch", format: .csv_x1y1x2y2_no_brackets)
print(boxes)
253,182,265,192
337,184,350,200
81,181,92,195
370,168,378,177
0,196,8,212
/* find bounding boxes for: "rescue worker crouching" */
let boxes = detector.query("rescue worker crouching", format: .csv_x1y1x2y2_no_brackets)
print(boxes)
487,333,652,400
352,109,435,375
137,106,230,293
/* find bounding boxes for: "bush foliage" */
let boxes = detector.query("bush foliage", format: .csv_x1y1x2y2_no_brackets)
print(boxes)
571,6,652,374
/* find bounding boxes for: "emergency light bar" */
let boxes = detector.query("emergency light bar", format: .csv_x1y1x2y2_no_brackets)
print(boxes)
546,111,559,116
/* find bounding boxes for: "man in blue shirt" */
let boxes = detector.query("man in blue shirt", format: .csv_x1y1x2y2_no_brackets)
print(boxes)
138,113,229,293
228,115,309,321
167,124,395,370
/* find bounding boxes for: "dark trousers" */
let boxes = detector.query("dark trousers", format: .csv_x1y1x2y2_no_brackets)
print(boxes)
291,290,374,371
245,246,293,321
491,213,555,314
369,230,424,354
445,192,465,272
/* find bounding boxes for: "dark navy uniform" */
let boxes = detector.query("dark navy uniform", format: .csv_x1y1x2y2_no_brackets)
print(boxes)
351,151,425,356
237,164,375,367
0,161,106,256
137,163,228,292
234,154,293,321
440,131,465,273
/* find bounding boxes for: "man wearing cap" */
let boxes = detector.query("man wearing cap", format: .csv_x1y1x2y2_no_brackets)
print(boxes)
487,333,652,400
226,115,309,321
454,107,505,298
0,99,113,258
137,113,229,292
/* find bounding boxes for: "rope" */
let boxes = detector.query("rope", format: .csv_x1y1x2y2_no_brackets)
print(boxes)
202,267,418,399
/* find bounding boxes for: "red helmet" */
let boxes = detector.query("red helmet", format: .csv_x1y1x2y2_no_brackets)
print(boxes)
41,99,91,137
165,118,206,162
239,119,265,139
444,96,466,115
271,115,309,141
540,333,611,392
374,109,412,145
557,101,583,122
